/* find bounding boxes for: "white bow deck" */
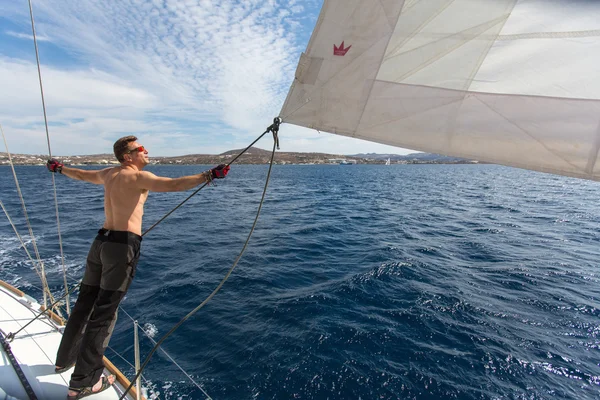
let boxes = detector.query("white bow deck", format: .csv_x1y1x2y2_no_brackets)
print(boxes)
0,281,139,400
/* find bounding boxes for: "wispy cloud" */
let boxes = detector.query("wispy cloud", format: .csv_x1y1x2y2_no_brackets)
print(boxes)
6,30,52,42
25,0,312,126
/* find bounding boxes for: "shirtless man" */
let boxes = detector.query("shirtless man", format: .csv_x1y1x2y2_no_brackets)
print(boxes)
48,136,230,399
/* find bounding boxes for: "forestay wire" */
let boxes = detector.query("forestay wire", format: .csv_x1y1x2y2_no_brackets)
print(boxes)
119,121,281,400
27,0,70,314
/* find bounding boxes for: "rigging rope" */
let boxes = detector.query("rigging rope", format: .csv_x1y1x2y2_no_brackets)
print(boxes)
27,0,70,314
118,308,213,400
143,118,280,237
0,124,58,314
0,199,48,295
119,121,280,400
106,346,154,386
4,282,80,342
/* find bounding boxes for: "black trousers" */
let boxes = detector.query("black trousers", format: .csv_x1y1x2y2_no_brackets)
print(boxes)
56,228,142,389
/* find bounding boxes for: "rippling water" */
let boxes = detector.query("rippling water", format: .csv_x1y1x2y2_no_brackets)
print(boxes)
1,164,599,399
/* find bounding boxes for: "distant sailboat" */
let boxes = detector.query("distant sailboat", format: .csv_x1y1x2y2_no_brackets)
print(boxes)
385,158,391,166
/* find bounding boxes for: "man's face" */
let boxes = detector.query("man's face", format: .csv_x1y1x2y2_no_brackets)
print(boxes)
126,141,149,165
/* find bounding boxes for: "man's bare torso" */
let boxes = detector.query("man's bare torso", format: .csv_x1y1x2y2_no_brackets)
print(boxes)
101,166,148,236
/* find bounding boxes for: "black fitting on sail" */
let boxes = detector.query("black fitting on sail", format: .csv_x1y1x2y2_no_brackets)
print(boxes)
267,117,281,150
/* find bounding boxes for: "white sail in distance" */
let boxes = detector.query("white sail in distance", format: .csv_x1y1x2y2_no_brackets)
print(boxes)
280,0,600,180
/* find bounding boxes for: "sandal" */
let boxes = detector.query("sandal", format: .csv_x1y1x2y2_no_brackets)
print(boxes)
67,376,113,399
55,362,75,373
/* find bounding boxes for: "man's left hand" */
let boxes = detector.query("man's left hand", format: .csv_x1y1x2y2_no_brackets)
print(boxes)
47,159,63,174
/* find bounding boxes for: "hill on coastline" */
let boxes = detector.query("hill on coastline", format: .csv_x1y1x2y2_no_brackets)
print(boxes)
0,148,477,166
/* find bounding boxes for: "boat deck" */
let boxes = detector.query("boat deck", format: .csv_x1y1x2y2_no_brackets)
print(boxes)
0,281,139,399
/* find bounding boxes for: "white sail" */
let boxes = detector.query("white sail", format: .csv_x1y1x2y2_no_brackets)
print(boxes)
280,0,600,180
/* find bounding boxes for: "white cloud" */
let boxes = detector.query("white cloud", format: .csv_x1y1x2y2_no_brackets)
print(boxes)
0,58,157,114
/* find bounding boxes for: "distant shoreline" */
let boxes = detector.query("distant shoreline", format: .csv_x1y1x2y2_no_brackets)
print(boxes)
0,148,479,166
0,161,482,166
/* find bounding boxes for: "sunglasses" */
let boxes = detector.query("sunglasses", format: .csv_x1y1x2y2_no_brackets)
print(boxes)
126,145,146,154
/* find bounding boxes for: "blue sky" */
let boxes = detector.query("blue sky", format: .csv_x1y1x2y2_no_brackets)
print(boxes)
0,0,408,156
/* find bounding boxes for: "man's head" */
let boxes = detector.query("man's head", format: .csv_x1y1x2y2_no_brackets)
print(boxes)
113,135,149,167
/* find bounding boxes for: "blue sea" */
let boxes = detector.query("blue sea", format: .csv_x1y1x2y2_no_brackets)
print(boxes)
1,164,599,400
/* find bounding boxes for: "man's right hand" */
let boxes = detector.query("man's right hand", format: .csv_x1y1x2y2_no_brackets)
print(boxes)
210,164,230,179
47,159,63,174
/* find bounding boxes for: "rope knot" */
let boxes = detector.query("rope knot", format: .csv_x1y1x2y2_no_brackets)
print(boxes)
268,117,281,150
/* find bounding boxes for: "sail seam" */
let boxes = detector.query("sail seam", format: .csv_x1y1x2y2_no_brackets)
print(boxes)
353,2,405,136
387,14,509,82
360,95,466,132
384,0,455,62
372,80,600,102
399,29,600,41
376,0,395,29
464,2,519,94
498,29,600,39
447,0,518,150
402,0,422,13
475,95,583,173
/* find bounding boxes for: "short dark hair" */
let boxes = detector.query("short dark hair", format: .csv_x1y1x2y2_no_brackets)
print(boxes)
113,136,138,162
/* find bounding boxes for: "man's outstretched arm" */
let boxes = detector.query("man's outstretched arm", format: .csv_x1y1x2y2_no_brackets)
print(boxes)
136,165,230,192
47,159,107,185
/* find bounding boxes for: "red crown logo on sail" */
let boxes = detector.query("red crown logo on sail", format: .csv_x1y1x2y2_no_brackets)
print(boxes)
334,41,351,56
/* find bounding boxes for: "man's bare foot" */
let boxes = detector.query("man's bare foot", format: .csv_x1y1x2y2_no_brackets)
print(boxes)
67,375,115,397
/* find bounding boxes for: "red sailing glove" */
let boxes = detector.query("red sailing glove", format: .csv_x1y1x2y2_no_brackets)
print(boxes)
210,164,230,179
47,159,63,174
